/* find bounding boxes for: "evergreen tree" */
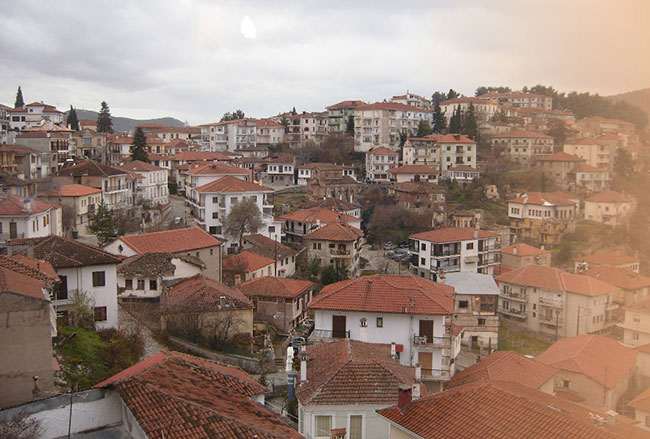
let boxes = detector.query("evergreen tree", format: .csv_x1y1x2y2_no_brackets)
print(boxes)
131,127,149,162
432,101,447,134
345,115,354,134
449,106,462,133
447,89,460,100
462,103,478,140
220,109,245,122
291,107,297,116
431,91,447,105
416,120,433,137
96,101,113,133
66,105,80,131
14,86,24,108
88,200,117,245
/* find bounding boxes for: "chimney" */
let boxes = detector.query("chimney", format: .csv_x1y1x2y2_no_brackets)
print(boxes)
397,385,412,409
473,222,479,239
219,295,226,307
234,274,241,286
300,345,307,384
605,410,617,426
23,198,32,213
412,381,421,401
415,363,421,381
32,375,41,399
390,342,397,359
513,246,518,255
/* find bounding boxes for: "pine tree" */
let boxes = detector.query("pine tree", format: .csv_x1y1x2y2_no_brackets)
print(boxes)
449,106,462,133
345,115,354,134
96,101,113,133
417,120,433,137
447,89,459,100
462,103,478,140
131,127,149,162
88,200,117,245
14,86,24,108
432,101,447,134
66,105,80,131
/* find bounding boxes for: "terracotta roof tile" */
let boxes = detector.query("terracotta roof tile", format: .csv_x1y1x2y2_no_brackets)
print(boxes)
196,175,272,193
117,226,221,254
56,160,127,177
185,162,249,176
302,197,360,212
410,227,498,242
117,160,165,172
536,152,585,162
223,251,275,273
585,191,631,204
0,195,59,215
629,387,650,412
47,184,102,197
574,251,639,267
367,146,398,155
326,100,365,110
583,266,650,291
388,164,440,175
491,129,554,139
15,236,122,268
305,222,363,242
357,102,431,112
241,234,297,260
117,252,204,278
309,274,454,315
537,335,636,389
393,181,446,194
281,207,359,224
571,163,608,173
507,191,576,206
239,276,314,299
496,265,618,297
0,266,49,301
162,274,253,312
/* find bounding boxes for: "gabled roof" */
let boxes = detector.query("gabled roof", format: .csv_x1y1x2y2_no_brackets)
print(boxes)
302,197,360,211
0,254,58,287
496,265,618,297
309,274,454,315
239,276,314,299
0,195,58,215
241,234,297,260
357,102,430,112
367,146,398,155
410,227,498,243
585,191,631,204
12,236,121,268
56,160,127,177
305,222,363,242
574,251,639,267
537,335,636,389
326,100,365,110
501,243,550,257
223,251,275,273
297,340,425,405
0,265,49,301
630,387,650,412
94,351,300,439
536,152,585,162
46,184,102,197
388,164,439,175
447,351,557,390
116,226,221,254
195,175,272,193
162,274,253,312
0,144,39,154
377,380,646,439
393,181,446,194
117,252,205,278
571,163,607,173
507,191,576,206
583,266,650,291
117,160,164,172
185,162,249,175
280,206,359,223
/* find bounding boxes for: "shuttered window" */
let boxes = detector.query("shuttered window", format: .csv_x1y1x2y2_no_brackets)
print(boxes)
314,415,332,438
349,415,363,439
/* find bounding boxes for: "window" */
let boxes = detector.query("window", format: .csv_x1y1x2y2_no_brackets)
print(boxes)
212,212,218,219
562,379,570,388
349,415,363,439
125,279,133,290
478,318,486,326
459,300,468,308
313,243,317,250
634,332,640,341
150,279,158,290
317,243,322,250
314,415,332,439
466,242,474,250
92,271,106,287
377,317,383,327
137,279,145,290
94,306,107,322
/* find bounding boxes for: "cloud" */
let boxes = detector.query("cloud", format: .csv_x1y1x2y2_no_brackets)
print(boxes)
0,0,648,123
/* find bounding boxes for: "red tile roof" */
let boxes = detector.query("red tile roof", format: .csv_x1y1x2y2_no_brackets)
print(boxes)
571,163,607,173
162,274,253,312
491,129,554,139
94,351,300,438
241,234,297,260
309,274,454,315
447,351,557,390
388,164,439,175
377,380,646,439
223,251,275,273
624,298,650,313
186,162,249,175
536,152,585,162
357,102,431,112
537,335,636,389
0,254,58,287
496,265,618,297
424,133,476,144
15,236,122,268
56,160,127,177
501,243,550,257
117,226,221,254
117,160,164,172
0,265,49,301
575,251,639,268
583,266,650,291
171,151,234,162
239,276,314,299
410,227,498,242
0,144,39,154
326,100,365,110
304,222,363,242
367,146,398,155
0,195,59,215
196,175,272,193
255,118,284,128
297,340,425,405
393,181,446,194
629,387,650,412
281,207,359,223
48,184,102,197
507,191,576,206
586,191,631,204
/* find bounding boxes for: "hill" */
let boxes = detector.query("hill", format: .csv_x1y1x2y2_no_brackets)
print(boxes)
71,109,185,133
606,88,650,119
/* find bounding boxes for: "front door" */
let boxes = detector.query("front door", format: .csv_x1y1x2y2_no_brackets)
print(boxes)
419,320,434,342
9,222,17,239
419,352,432,374
332,315,347,338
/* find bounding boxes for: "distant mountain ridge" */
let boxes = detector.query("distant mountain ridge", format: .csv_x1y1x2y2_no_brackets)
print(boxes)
606,88,650,118
72,109,185,134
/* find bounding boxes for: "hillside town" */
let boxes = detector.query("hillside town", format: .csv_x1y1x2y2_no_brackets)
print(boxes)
1,82,650,439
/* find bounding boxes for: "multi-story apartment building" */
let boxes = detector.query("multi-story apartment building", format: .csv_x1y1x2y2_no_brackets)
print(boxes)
496,265,620,338
309,274,461,392
280,207,361,243
479,91,553,111
439,97,501,123
69,128,107,161
199,118,257,152
107,135,133,166
261,154,295,186
584,190,635,227
53,161,132,210
568,164,610,194
490,130,554,169
535,151,586,189
14,131,70,175
403,134,477,171
255,119,285,146
187,175,280,251
402,136,440,167
146,126,201,142
365,147,399,182
326,100,365,133
117,160,169,206
409,227,501,280
353,102,433,152
563,137,613,170
183,161,250,198
280,112,328,148
390,91,432,109
296,162,356,185
304,222,364,278
507,192,577,246
9,102,65,130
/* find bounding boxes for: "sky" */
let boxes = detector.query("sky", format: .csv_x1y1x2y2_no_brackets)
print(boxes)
1,0,648,124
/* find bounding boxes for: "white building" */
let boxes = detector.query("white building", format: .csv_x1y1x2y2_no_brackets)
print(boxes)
53,161,132,210
0,195,62,245
118,160,169,206
309,275,462,391
187,175,280,251
296,162,356,185
409,227,501,280
388,164,439,183
365,147,399,182
255,119,285,146
436,134,477,171
9,102,65,130
183,161,251,198
42,184,102,236
490,130,554,169
439,97,501,123
200,118,257,152
584,190,635,227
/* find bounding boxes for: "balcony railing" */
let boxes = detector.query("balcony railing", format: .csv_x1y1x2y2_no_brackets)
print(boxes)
311,328,350,339
539,297,563,308
539,314,563,325
413,334,451,348
330,249,351,256
499,307,526,318
502,291,527,301
421,368,451,381
104,185,128,193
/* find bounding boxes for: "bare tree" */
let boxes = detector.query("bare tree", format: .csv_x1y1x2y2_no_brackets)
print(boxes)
69,290,95,329
224,197,263,248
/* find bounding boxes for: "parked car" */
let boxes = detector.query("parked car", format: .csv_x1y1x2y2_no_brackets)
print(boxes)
384,242,397,250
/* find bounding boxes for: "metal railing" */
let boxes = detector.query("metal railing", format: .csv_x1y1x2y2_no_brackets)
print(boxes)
330,249,351,256
499,307,526,317
412,334,451,347
421,368,451,380
501,290,527,301
311,328,350,339
539,297,563,308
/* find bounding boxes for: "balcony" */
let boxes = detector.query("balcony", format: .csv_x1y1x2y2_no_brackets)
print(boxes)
501,291,527,302
104,185,128,194
499,307,526,318
539,297,563,308
421,368,451,381
413,334,451,348
432,249,460,257
539,314,563,326
330,249,351,256
311,328,350,339
432,263,460,272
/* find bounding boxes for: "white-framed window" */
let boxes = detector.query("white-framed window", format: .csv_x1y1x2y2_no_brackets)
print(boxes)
314,414,333,439
348,414,364,439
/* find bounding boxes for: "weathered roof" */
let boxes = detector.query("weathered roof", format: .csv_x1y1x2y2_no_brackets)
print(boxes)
14,236,122,268
162,274,253,312
585,190,631,204
304,222,363,242
241,234,297,261
56,160,127,177
0,195,59,215
238,276,314,299
410,227,498,242
195,175,272,193
280,207,359,224
117,226,221,254
583,266,650,291
117,252,205,277
501,243,550,257
222,251,275,273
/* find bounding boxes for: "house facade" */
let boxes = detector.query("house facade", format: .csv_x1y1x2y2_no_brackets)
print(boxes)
365,147,399,182
584,190,635,227
304,222,364,278
53,161,131,210
507,192,577,246
0,195,62,245
490,130,554,169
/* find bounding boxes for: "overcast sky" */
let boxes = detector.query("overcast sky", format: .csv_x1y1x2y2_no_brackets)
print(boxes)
1,0,648,124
